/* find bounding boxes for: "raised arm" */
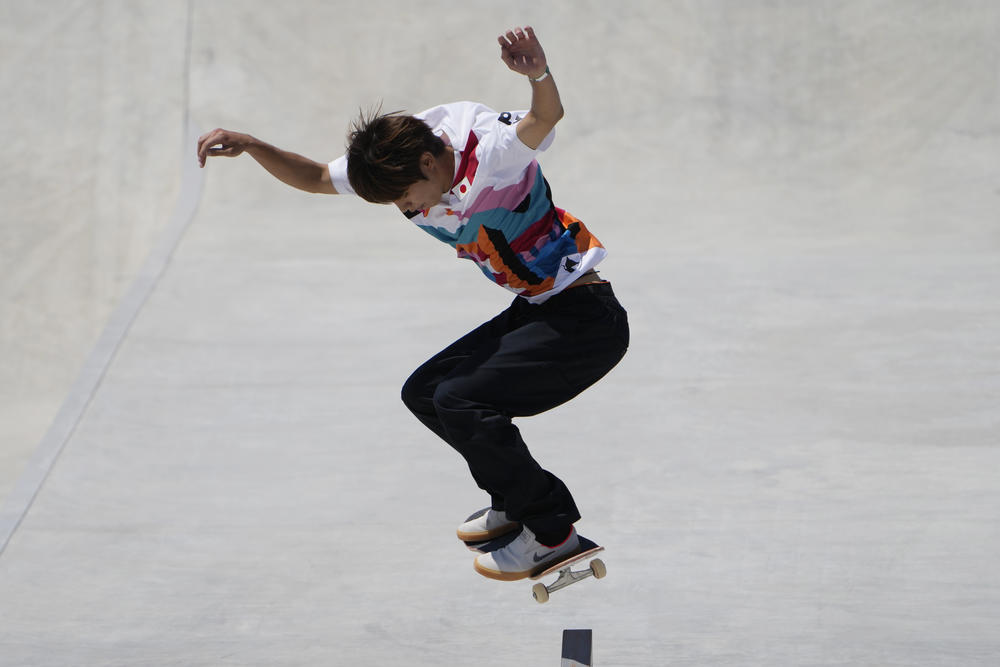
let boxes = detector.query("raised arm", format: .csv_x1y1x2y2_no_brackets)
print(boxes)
196,129,338,194
498,26,563,150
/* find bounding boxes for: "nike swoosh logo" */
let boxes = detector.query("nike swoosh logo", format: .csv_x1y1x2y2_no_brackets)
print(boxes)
534,546,581,563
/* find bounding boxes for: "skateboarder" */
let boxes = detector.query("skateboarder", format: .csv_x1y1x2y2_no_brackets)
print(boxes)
196,26,628,580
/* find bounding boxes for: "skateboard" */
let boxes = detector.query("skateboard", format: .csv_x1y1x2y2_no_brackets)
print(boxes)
528,537,605,604
466,529,606,603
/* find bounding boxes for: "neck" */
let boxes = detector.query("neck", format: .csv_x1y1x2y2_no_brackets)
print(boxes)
439,146,456,190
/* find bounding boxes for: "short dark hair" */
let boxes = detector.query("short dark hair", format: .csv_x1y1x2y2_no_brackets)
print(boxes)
346,108,445,203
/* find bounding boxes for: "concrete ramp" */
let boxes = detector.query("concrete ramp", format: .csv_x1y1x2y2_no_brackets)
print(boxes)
2,2,998,665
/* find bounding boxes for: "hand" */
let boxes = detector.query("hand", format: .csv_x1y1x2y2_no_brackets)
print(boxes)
498,26,547,79
196,128,254,168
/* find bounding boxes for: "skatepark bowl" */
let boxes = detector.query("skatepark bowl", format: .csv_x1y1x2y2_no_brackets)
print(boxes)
1,2,998,665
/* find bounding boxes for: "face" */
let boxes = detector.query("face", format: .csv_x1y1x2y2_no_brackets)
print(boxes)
393,151,448,214
394,177,443,215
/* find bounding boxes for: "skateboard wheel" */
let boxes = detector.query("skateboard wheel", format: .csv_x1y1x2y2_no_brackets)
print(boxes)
532,583,550,604
590,558,607,579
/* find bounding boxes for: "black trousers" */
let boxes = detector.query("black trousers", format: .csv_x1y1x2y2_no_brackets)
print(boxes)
400,282,629,544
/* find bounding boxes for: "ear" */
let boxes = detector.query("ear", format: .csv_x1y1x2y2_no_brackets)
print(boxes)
420,152,436,178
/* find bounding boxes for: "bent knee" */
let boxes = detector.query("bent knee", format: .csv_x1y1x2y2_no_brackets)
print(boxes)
431,379,467,414
401,372,435,414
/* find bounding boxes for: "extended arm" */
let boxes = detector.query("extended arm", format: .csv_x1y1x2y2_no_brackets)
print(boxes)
498,26,564,150
196,129,338,194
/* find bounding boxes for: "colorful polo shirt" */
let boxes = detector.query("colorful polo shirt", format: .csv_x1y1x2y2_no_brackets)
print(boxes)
328,101,606,303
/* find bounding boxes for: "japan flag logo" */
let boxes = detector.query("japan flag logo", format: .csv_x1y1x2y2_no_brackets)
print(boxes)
452,176,472,201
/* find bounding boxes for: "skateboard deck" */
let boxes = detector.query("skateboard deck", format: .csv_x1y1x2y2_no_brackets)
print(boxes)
458,511,606,602
529,537,605,603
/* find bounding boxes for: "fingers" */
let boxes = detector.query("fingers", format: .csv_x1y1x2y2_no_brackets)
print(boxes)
497,34,513,63
498,26,534,49
498,26,543,74
196,128,221,167
196,128,243,167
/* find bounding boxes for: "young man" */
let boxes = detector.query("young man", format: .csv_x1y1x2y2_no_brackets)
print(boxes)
197,26,628,581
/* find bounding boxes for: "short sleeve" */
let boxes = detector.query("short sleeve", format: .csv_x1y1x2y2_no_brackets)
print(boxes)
476,114,556,181
327,155,355,196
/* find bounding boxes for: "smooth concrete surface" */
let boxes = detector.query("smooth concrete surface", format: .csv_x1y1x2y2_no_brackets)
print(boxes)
0,1,189,502
2,1,999,665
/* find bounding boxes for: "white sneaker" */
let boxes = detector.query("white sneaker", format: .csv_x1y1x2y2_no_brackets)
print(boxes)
456,508,520,542
474,526,580,581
